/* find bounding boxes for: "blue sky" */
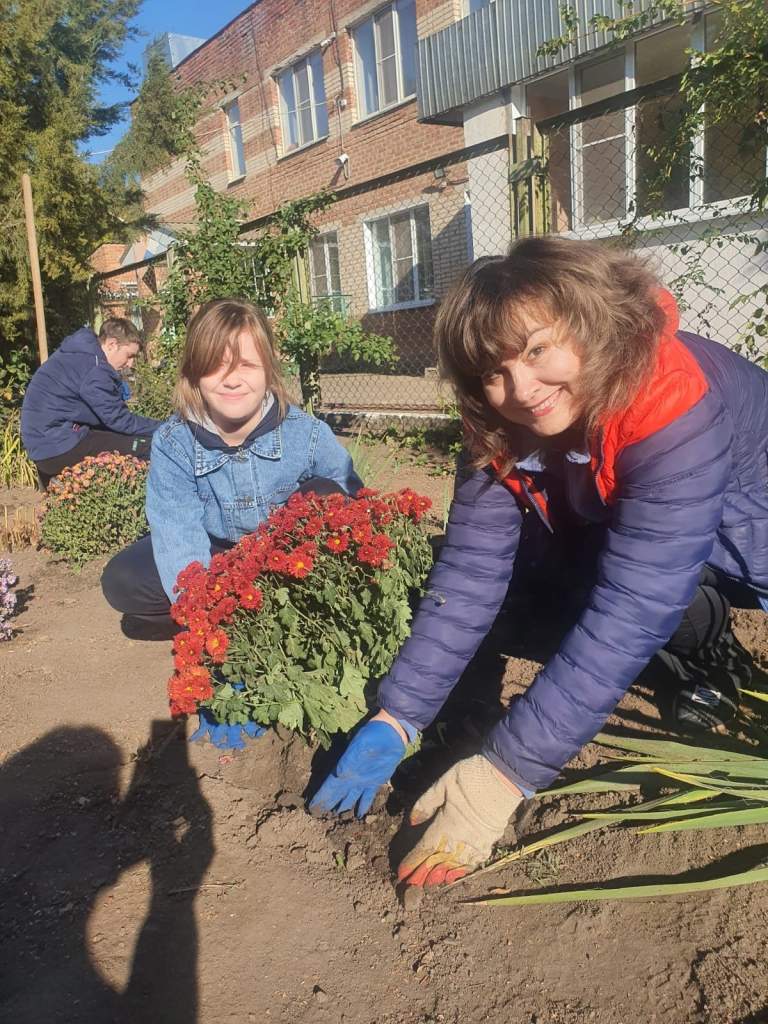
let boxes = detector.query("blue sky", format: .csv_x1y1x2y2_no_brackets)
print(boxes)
89,0,252,162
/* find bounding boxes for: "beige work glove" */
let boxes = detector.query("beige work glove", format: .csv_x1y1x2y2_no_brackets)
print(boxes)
397,754,524,887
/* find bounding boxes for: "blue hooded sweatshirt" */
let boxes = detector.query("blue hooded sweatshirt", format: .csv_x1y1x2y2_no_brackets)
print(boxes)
20,328,161,462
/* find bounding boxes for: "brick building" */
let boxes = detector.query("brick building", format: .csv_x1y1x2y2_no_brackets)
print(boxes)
129,0,480,398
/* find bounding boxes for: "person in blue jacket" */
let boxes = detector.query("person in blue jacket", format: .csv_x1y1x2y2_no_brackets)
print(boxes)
20,318,162,486
101,298,362,645
310,236,768,888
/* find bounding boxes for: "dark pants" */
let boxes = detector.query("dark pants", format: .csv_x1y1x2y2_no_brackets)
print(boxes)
102,534,232,640
101,477,346,640
36,429,153,488
665,565,760,656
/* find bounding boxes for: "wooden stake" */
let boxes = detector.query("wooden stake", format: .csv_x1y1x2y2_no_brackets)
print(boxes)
21,173,48,364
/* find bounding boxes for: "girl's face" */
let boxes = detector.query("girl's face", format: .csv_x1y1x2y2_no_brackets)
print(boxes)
198,330,268,430
481,313,584,438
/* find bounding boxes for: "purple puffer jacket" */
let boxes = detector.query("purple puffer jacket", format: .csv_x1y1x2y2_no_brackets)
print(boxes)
378,334,768,793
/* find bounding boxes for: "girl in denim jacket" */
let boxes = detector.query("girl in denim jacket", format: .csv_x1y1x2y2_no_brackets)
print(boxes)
102,298,362,639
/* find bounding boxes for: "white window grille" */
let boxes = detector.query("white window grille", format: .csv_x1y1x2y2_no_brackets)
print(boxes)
353,0,417,119
278,51,328,153
309,232,346,312
224,99,246,181
364,205,434,310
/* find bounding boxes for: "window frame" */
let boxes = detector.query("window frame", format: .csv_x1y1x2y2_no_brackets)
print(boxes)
223,98,246,182
363,204,435,313
309,231,347,312
352,0,417,121
277,50,329,156
560,18,768,234
568,48,635,230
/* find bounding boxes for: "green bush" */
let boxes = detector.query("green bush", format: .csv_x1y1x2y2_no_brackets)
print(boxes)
129,356,177,421
0,346,34,409
0,410,37,488
41,453,148,568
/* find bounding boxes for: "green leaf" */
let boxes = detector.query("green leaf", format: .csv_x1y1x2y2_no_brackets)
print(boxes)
583,802,743,821
461,820,609,884
640,804,768,833
277,702,304,731
470,866,768,906
649,768,768,800
743,688,768,704
278,604,298,627
339,661,365,699
274,588,290,606
594,733,759,762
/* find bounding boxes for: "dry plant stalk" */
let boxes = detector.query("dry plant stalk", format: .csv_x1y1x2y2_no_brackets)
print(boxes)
0,505,40,551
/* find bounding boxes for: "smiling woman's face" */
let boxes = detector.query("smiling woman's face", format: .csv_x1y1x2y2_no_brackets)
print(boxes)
481,312,584,438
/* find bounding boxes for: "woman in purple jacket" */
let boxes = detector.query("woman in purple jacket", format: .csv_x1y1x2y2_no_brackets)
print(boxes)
310,236,768,888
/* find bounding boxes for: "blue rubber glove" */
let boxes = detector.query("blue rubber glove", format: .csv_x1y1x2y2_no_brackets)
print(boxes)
119,380,131,401
189,708,266,749
309,720,406,818
189,682,266,750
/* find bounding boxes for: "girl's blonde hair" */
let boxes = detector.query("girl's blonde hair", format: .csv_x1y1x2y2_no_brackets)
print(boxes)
174,298,289,422
436,236,667,474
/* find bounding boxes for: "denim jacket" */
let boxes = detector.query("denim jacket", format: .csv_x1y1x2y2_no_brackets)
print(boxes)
146,406,362,599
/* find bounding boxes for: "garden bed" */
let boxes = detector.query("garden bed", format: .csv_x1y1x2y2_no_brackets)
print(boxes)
1,448,767,1024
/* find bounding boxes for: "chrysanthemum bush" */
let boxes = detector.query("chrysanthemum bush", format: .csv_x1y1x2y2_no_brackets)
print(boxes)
41,452,148,568
0,558,18,640
168,488,434,747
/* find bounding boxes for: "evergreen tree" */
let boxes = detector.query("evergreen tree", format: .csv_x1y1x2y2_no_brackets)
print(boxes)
107,50,187,182
0,0,142,369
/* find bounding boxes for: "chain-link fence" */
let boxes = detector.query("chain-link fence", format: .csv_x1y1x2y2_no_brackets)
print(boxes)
93,86,767,412
527,84,768,367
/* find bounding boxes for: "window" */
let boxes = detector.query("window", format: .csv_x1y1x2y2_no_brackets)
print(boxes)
353,0,417,118
278,51,328,153
634,25,692,215
528,18,764,230
309,232,345,312
572,54,629,226
365,206,434,310
224,99,246,180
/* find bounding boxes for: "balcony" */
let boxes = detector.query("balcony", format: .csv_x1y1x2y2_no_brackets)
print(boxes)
416,0,703,124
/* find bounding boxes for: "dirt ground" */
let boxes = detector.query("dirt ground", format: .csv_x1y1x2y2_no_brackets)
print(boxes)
2,447,768,1024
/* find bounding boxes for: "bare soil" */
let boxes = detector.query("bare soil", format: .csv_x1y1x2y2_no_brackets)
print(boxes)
1,458,768,1024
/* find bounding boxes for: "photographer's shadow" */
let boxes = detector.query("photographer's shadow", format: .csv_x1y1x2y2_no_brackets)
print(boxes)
0,721,213,1023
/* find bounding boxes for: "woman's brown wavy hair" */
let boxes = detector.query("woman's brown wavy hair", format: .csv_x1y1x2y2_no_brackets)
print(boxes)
436,236,667,475
174,298,289,422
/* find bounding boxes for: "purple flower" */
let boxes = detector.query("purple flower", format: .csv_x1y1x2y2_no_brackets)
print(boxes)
0,558,18,641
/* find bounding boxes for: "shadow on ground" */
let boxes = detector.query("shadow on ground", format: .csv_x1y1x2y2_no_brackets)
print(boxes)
0,721,213,1024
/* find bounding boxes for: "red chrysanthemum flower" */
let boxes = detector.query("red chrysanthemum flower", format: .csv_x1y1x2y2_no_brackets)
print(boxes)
174,561,206,593
238,584,263,610
168,666,213,717
351,523,373,544
205,629,229,663
325,532,349,553
208,552,231,575
284,555,312,579
266,549,289,573
303,516,324,537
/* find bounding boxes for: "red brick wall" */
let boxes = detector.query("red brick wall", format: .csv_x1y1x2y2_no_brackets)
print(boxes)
140,0,465,228
90,243,130,277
